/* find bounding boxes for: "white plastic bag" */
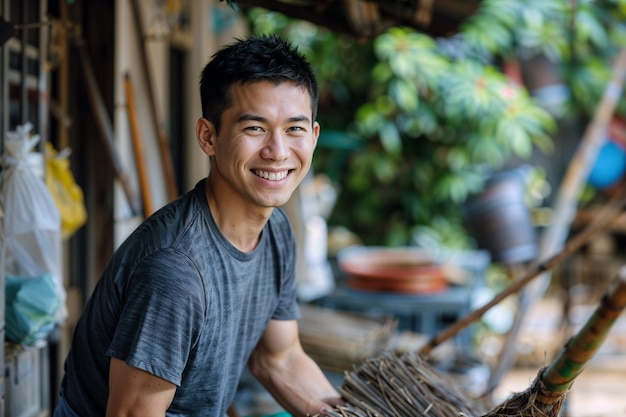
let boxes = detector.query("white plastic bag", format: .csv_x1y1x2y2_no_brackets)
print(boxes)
0,123,65,326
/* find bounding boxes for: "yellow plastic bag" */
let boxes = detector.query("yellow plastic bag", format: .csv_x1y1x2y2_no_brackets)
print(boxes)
45,142,87,238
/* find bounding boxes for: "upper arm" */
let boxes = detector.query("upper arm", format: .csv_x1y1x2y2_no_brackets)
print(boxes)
260,319,300,354
106,357,177,417
108,251,205,387
250,319,302,373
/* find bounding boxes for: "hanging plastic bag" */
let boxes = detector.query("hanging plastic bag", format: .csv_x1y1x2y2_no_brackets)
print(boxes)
45,142,87,238
0,123,65,324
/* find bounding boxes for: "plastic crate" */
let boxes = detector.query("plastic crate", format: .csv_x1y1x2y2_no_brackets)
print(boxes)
4,342,49,417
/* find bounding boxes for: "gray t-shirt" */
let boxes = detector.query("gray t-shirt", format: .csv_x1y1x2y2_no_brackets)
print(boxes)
58,180,300,416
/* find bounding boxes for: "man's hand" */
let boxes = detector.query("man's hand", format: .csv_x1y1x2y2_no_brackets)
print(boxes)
249,319,343,417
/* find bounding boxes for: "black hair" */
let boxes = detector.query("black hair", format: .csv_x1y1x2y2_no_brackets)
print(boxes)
199,34,319,133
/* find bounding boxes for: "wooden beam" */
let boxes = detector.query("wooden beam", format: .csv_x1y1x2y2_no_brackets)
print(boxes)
575,207,626,233
228,0,481,38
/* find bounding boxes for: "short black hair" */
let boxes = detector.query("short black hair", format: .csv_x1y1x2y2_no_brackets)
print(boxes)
199,34,319,133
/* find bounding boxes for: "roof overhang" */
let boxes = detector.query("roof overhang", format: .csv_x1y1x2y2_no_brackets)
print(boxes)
225,0,481,40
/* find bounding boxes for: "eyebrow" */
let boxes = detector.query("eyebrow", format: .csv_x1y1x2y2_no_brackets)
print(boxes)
237,114,312,125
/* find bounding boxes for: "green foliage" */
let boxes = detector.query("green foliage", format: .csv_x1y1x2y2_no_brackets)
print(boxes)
463,0,626,114
242,1,626,249
331,27,555,247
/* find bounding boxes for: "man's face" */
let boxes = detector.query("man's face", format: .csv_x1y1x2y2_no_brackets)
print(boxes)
200,80,319,209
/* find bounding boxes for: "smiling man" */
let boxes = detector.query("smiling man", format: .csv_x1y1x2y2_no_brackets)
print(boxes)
54,35,342,417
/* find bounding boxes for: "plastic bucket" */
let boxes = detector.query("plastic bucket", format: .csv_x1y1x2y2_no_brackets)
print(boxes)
465,170,538,265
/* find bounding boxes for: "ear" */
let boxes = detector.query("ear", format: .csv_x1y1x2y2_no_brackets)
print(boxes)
196,117,217,156
312,121,320,147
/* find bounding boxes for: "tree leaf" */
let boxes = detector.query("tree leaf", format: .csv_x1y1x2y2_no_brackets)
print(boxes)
389,79,419,112
378,121,402,155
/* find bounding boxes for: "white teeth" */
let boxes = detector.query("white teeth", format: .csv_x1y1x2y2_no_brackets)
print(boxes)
255,170,287,181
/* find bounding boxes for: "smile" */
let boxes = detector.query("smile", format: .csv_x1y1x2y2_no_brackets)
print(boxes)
254,170,288,181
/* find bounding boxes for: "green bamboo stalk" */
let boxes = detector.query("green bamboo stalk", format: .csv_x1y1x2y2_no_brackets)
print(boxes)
538,266,626,403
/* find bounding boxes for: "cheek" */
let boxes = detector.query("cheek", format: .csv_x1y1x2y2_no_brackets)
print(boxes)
293,137,316,153
217,139,244,160
295,147,315,171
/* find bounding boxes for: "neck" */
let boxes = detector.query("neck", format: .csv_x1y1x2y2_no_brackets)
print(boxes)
204,177,271,252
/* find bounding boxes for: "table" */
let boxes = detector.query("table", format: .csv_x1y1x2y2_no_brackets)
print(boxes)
314,249,490,352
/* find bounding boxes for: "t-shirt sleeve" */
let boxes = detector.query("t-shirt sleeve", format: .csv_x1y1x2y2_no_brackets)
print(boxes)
107,249,205,386
270,210,300,321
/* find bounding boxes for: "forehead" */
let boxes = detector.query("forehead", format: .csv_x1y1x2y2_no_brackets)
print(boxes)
227,81,313,114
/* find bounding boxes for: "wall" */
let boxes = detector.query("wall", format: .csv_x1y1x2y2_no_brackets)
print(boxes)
112,0,247,245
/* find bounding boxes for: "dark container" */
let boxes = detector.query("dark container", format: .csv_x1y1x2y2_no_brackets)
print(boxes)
465,168,538,265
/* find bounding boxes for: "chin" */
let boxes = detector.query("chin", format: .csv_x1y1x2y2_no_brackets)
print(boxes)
262,196,291,208
268,199,290,208
260,189,296,207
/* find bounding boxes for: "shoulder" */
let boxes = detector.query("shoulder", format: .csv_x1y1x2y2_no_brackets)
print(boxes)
104,247,205,311
133,249,203,289
119,185,208,256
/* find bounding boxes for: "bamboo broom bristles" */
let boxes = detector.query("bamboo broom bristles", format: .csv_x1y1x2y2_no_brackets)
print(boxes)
317,351,487,417
320,266,626,417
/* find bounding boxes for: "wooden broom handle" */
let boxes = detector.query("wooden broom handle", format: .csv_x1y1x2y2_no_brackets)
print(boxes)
537,266,626,403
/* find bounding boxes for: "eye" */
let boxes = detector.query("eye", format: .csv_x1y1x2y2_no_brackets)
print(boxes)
245,125,265,133
287,126,306,133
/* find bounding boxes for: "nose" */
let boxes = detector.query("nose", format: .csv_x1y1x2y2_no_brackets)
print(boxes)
261,131,290,161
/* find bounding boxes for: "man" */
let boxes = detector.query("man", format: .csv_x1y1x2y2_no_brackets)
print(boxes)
54,35,342,417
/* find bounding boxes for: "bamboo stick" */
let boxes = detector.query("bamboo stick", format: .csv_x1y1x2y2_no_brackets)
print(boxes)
73,36,141,215
128,0,179,201
123,72,154,217
490,47,626,392
419,183,626,356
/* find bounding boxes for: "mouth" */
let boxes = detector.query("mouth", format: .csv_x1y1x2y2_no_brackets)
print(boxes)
253,169,289,181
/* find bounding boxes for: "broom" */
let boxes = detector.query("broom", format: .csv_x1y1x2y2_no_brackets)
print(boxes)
484,264,626,417
319,265,626,417
315,186,626,417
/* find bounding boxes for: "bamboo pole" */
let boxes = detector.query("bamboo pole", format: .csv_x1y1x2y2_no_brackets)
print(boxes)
128,0,179,201
539,266,626,400
487,47,626,392
73,36,141,216
124,72,154,218
538,48,626,274
57,2,70,150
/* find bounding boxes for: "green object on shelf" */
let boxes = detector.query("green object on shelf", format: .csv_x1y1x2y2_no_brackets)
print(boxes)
6,273,61,345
